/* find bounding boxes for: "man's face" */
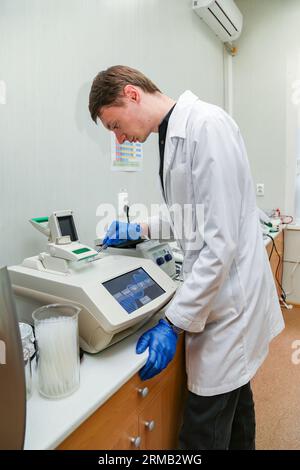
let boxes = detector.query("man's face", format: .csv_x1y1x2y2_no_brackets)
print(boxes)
99,87,152,144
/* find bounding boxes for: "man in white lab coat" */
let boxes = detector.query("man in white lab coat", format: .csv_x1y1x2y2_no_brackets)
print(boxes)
89,65,284,450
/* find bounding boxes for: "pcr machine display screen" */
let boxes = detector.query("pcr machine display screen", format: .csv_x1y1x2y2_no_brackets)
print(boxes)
57,215,78,241
102,268,165,314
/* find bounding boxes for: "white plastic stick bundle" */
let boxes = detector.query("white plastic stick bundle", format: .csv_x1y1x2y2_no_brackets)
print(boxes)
35,316,79,398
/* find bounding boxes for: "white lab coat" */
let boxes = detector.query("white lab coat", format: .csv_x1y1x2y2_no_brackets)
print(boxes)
149,91,284,396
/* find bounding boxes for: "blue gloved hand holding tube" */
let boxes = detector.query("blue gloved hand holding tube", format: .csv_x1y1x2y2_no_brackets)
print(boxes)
102,220,142,247
136,319,178,380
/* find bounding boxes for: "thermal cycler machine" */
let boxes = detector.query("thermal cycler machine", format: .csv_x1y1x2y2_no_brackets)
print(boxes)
9,210,176,353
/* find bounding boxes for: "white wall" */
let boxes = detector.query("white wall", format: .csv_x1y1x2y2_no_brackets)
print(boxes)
0,0,224,267
234,0,300,215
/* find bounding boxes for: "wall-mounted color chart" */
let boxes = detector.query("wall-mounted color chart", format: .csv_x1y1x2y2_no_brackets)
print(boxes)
111,133,143,172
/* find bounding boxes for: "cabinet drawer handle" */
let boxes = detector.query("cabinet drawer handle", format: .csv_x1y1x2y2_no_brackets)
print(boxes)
137,387,149,398
130,436,142,448
144,420,155,432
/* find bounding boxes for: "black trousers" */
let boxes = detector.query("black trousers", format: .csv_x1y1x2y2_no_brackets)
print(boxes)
179,381,255,450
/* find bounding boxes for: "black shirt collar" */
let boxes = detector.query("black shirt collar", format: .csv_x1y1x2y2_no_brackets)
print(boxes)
158,104,176,191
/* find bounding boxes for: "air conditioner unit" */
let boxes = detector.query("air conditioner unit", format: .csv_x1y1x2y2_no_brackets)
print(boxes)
192,0,243,43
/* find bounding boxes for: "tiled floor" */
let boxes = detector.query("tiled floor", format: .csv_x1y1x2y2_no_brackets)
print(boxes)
252,307,300,449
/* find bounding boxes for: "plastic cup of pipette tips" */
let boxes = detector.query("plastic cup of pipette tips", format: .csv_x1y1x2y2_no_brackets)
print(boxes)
32,304,81,399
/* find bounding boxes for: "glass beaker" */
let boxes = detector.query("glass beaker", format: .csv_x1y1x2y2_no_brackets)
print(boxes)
32,304,81,399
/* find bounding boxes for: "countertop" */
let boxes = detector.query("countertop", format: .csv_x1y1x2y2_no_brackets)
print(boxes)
284,223,300,231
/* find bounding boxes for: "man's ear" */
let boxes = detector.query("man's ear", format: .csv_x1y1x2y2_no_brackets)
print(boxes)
123,85,141,103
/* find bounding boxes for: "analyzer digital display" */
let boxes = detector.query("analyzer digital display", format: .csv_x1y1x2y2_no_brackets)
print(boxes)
102,268,165,314
57,215,78,241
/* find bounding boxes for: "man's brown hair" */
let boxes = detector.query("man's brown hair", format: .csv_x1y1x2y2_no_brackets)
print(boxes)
89,65,161,123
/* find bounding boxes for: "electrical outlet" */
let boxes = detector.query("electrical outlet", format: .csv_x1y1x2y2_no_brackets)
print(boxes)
118,189,129,219
256,183,264,197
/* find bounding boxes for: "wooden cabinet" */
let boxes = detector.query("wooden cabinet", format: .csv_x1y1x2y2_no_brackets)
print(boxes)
266,231,284,295
58,335,186,450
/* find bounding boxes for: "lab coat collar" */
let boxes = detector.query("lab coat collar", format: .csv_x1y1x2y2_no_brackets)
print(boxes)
168,90,199,140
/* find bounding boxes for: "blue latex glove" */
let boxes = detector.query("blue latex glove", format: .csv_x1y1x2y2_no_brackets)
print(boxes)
136,319,178,381
102,221,141,247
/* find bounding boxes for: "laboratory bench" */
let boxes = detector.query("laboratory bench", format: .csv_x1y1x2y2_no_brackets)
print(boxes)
24,310,186,450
